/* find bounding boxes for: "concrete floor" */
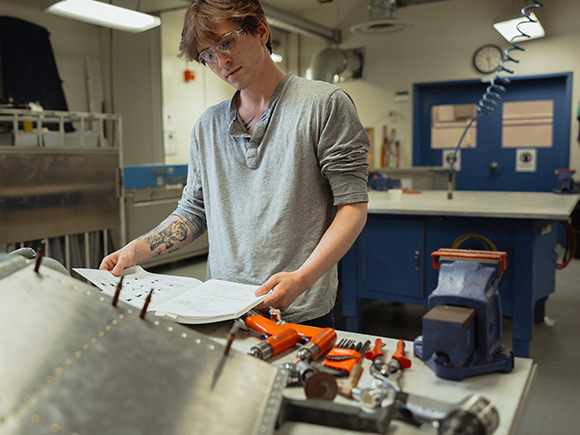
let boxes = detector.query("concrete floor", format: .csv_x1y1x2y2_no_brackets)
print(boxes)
151,256,580,435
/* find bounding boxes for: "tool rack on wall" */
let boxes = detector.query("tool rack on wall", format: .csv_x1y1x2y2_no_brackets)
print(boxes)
0,108,125,272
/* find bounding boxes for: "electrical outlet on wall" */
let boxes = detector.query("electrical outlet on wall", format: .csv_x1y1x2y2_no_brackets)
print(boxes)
163,107,177,155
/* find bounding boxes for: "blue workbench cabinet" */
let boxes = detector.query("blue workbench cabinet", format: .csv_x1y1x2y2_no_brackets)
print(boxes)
341,213,558,357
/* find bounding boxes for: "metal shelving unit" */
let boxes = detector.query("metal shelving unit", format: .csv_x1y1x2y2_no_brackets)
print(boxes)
0,108,125,271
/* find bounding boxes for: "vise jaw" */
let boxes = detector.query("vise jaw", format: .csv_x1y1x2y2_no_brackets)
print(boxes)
414,249,514,381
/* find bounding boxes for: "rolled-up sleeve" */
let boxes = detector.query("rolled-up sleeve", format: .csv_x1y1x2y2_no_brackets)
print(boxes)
317,90,370,206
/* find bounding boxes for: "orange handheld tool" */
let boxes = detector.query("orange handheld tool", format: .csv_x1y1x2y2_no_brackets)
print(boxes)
244,313,337,362
297,328,337,362
247,328,300,360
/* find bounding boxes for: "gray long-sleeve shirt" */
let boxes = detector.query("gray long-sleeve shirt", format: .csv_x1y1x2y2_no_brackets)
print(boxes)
173,74,369,322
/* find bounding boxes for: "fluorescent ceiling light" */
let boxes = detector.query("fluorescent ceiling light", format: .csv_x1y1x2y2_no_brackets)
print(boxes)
47,0,161,33
493,12,544,42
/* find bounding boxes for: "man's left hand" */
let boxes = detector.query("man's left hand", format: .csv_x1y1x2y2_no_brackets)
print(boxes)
254,271,307,312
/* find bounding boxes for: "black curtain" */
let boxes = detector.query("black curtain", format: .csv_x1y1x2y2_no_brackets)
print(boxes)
0,16,72,130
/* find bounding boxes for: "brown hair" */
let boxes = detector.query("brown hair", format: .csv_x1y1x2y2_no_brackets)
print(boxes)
178,0,272,62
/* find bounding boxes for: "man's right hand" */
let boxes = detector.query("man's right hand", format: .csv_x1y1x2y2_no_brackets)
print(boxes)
99,215,194,276
99,243,138,276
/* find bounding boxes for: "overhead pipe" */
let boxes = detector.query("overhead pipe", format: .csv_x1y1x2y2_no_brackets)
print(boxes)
145,1,341,43
262,2,341,44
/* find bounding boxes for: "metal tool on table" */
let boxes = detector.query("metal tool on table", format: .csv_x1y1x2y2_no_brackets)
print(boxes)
365,338,411,392
351,384,499,435
386,339,412,390
414,248,514,381
278,360,340,401
277,396,392,434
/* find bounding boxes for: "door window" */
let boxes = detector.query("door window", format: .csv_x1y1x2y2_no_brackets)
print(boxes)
431,104,477,149
501,100,553,148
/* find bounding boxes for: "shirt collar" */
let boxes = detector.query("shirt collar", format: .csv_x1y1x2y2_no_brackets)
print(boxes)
227,73,292,138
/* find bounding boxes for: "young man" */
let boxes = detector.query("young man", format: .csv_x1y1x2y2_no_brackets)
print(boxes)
100,0,369,327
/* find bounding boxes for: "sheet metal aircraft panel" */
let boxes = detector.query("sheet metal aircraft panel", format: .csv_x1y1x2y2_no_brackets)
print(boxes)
0,257,285,435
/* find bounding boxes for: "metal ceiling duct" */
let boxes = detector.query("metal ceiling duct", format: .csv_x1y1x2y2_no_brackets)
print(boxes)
309,47,364,83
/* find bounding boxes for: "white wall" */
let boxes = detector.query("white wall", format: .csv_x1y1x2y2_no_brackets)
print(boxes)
160,9,233,165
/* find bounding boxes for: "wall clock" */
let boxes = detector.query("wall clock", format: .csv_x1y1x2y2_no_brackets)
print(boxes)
472,44,503,74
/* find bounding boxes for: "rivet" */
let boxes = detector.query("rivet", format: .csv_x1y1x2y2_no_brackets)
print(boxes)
99,331,105,337
181,333,187,338
56,367,64,375
46,376,55,384
128,309,133,314
91,338,97,344
35,385,44,393
112,319,118,325
32,415,40,423
167,326,173,332
99,297,105,302
154,321,160,326
119,314,125,319
66,358,74,366
51,423,61,433
195,339,201,344
105,325,111,331
208,344,215,350
74,352,82,358
83,344,90,351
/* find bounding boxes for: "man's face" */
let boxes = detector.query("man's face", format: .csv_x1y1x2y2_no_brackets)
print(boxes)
197,20,268,90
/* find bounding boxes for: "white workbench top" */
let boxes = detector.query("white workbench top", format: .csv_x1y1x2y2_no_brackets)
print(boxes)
368,190,580,220
194,323,535,435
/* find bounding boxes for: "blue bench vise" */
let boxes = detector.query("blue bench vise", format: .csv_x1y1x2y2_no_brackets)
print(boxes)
413,249,514,381
553,169,578,194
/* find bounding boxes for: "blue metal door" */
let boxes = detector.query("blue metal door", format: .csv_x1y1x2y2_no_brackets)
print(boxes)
413,73,572,191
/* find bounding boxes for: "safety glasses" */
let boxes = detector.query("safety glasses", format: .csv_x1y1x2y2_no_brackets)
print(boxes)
198,24,250,66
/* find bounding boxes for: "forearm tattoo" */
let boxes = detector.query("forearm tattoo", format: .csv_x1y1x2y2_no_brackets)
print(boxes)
144,220,188,253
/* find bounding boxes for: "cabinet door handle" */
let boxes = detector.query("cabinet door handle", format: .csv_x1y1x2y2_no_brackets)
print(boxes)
414,250,421,270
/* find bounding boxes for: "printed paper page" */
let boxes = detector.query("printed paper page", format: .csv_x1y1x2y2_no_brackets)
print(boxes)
154,279,266,322
74,266,202,310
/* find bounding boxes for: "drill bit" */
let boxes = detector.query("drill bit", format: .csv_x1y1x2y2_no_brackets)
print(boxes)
112,276,124,307
34,243,45,274
139,288,154,319
224,321,240,356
